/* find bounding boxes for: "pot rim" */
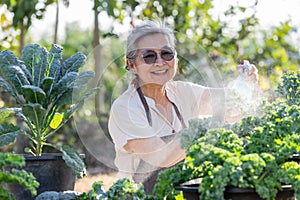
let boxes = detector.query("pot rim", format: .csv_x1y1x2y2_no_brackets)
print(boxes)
175,184,293,193
16,153,85,161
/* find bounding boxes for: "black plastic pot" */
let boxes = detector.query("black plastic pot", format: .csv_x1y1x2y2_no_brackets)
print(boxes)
175,184,295,200
5,153,82,200
287,154,300,163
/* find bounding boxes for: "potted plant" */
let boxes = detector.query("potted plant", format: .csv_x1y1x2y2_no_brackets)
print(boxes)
0,152,39,199
0,43,99,199
153,71,300,200
35,178,156,200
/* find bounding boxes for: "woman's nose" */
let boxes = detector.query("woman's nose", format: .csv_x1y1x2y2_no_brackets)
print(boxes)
155,54,165,65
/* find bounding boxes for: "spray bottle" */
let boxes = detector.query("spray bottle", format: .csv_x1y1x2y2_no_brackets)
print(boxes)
234,60,253,99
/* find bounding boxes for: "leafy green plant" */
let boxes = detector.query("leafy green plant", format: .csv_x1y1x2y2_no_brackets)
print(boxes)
35,181,106,200
106,178,157,200
156,121,300,199
276,71,299,105
0,152,39,200
231,115,263,138
35,191,82,200
0,44,99,178
154,71,300,200
152,162,188,200
76,181,107,200
36,178,156,200
180,116,230,149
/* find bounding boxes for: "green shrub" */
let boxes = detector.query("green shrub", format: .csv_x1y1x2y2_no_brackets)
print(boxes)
0,152,39,200
154,71,300,200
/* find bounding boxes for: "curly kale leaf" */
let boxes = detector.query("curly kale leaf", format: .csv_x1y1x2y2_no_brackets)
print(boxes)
106,178,148,200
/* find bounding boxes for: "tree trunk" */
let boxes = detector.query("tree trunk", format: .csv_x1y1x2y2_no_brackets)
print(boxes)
92,3,104,118
54,1,59,44
19,21,25,55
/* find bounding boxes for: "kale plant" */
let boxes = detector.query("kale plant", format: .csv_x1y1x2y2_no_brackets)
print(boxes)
180,116,231,149
152,162,189,200
276,70,299,105
106,178,151,200
153,71,300,200
77,181,107,200
36,178,156,200
0,44,99,178
0,152,39,200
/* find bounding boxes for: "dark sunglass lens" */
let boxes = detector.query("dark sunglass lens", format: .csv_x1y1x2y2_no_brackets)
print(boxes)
161,50,174,61
142,51,157,64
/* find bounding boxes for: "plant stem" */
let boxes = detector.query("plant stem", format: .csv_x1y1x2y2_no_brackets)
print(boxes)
35,128,44,156
258,171,269,182
36,139,43,156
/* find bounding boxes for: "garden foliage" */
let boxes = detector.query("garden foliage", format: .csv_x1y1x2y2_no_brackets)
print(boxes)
0,152,39,200
153,71,300,200
36,178,156,200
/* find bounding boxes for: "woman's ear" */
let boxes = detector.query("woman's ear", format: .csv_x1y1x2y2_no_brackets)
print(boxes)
126,59,137,74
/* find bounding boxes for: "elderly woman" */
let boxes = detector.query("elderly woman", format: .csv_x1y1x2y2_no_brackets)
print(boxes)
108,20,259,194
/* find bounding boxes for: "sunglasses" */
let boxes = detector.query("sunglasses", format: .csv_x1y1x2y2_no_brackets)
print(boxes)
140,47,175,64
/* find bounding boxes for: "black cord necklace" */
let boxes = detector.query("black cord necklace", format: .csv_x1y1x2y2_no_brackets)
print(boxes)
136,85,187,130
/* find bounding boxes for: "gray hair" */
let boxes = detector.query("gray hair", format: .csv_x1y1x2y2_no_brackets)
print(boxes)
126,20,176,64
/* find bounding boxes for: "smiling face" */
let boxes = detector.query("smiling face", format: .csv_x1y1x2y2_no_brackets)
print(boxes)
128,33,177,87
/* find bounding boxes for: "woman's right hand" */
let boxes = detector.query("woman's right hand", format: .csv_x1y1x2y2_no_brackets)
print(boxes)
237,60,259,85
